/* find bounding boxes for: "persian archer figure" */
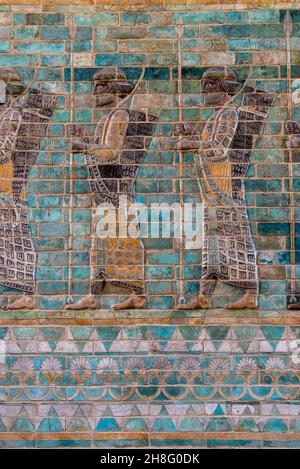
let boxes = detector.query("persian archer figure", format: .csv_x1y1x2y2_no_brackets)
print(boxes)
65,66,158,310
0,68,56,309
175,66,275,310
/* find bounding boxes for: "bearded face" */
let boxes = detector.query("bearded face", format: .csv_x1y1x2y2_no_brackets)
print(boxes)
93,81,117,108
0,81,24,105
201,78,228,106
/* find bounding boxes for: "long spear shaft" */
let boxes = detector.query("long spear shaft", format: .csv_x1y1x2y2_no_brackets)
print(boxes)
177,18,185,305
67,16,75,303
284,11,296,303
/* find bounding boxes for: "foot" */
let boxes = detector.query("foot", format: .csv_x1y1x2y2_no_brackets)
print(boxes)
7,295,35,310
288,302,300,310
65,295,97,310
177,293,210,310
225,292,258,310
112,295,146,310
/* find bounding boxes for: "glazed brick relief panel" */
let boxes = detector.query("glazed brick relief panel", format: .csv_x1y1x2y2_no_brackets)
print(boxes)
0,0,300,448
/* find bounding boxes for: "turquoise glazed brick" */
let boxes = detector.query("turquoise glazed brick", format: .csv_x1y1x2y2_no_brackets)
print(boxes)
245,179,282,192
14,26,39,40
0,54,39,66
37,296,65,310
249,24,283,38
36,69,63,81
0,41,10,52
13,13,27,25
39,223,69,237
41,55,70,66
71,267,90,279
250,38,283,50
36,266,63,281
74,40,91,52
182,53,201,66
183,26,198,37
95,54,147,66
43,13,65,25
75,27,92,40
33,279,54,296
226,11,249,23
263,419,289,433
148,252,180,265
74,109,92,122
257,223,290,236
228,39,251,50
235,52,252,65
148,26,177,38
146,266,174,279
147,281,173,294
211,25,250,37
148,296,174,309
15,42,65,53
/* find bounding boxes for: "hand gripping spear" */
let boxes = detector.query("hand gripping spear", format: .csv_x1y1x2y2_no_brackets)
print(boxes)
284,11,297,308
177,18,185,305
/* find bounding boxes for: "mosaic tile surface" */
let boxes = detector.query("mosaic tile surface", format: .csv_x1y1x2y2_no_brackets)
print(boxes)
0,324,299,447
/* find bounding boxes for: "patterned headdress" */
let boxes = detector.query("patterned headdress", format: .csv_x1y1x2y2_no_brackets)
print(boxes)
202,66,241,96
93,67,134,98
